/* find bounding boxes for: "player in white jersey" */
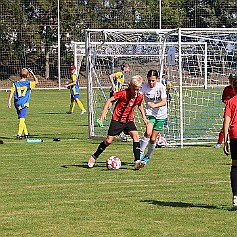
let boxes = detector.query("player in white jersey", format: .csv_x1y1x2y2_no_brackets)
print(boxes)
139,69,167,167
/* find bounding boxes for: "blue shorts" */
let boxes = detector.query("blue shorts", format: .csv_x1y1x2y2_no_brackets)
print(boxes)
17,107,28,119
71,94,79,99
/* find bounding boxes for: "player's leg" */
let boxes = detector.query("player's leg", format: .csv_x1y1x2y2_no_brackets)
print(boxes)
129,130,144,170
143,118,166,165
17,108,28,139
140,116,154,158
126,122,143,170
88,135,114,168
23,121,29,137
67,97,75,114
17,118,25,139
143,130,160,165
88,120,119,168
230,139,237,209
75,98,86,114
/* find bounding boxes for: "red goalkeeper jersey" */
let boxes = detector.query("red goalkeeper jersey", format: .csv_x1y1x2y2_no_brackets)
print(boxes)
222,85,236,104
224,95,237,139
112,88,143,123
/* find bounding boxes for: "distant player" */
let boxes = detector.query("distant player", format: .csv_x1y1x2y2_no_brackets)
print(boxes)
223,74,237,209
139,70,167,167
161,75,175,107
88,75,149,170
109,62,130,98
8,68,38,139
65,65,86,115
215,74,236,148
98,62,129,127
161,74,175,127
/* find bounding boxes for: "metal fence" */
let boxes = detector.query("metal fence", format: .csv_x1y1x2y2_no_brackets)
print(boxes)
0,0,236,90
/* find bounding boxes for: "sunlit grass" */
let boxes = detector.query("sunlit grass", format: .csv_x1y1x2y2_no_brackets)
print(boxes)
0,90,235,237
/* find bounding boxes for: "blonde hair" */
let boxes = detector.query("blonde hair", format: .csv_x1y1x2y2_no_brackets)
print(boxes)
130,75,143,87
20,68,29,78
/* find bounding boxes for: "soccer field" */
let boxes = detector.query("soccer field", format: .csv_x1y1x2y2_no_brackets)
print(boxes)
0,89,236,237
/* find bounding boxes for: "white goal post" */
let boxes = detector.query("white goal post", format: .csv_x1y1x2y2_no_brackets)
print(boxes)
74,28,237,147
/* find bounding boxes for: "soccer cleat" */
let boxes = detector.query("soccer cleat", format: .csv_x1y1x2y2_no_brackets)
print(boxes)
81,110,86,115
140,153,144,160
214,143,221,148
24,134,30,139
233,196,237,210
66,111,73,114
88,155,96,168
16,135,23,140
142,155,151,165
134,160,146,170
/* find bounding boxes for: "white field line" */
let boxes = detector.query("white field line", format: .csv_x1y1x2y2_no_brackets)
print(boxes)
0,177,229,185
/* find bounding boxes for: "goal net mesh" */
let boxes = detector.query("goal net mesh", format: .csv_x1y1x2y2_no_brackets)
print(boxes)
81,29,237,146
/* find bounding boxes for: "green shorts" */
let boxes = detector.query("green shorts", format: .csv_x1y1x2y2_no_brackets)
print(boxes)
147,116,166,131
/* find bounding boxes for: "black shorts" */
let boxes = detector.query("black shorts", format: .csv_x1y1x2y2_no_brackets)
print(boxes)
230,138,237,160
108,120,137,136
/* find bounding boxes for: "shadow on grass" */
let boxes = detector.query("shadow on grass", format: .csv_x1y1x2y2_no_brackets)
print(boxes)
142,200,233,211
61,161,133,170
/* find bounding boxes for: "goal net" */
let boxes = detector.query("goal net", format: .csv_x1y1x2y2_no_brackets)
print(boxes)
80,28,237,146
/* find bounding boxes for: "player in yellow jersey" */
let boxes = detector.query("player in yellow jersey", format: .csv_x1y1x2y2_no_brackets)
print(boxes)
108,62,129,108
8,68,38,139
65,65,86,115
109,62,129,97
97,62,130,127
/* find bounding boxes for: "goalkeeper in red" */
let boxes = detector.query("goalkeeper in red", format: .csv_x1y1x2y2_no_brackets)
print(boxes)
88,75,148,170
8,68,38,139
215,74,236,148
223,74,237,210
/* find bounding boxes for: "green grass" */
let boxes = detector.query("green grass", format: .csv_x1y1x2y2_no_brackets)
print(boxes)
0,89,236,237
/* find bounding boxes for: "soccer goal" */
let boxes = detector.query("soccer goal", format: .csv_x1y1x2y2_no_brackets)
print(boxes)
80,28,237,147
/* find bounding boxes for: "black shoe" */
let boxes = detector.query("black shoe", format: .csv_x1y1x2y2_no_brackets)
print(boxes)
16,135,23,140
24,134,30,138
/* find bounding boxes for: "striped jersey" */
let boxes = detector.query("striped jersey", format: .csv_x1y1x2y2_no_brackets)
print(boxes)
112,88,143,123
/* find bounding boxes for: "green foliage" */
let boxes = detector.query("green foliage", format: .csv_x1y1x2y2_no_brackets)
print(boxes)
0,89,236,236
0,0,236,79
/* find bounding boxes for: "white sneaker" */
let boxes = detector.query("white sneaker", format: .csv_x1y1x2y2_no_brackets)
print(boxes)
81,110,86,115
214,144,221,148
88,155,96,168
134,160,146,170
233,196,237,210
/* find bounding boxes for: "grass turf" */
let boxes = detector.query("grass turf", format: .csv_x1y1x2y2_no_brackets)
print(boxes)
0,89,236,237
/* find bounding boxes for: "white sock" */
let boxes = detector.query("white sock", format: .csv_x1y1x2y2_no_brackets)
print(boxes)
146,142,156,157
140,136,150,154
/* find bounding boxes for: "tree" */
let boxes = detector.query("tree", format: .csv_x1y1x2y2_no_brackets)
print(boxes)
185,0,237,28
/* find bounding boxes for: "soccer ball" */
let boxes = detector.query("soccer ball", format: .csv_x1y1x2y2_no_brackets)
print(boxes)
156,136,167,148
106,156,121,170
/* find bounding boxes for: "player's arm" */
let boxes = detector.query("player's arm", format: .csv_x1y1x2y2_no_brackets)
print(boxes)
147,97,167,108
28,68,38,85
8,86,15,108
138,103,149,124
99,96,116,121
109,73,116,89
65,80,76,88
223,115,231,156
